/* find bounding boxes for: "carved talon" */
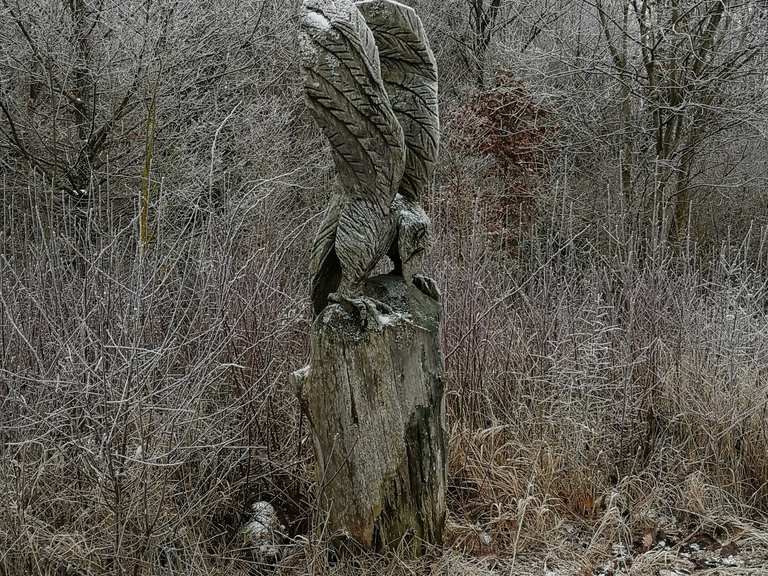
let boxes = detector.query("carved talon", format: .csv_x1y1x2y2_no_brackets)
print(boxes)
329,293,394,329
413,274,441,301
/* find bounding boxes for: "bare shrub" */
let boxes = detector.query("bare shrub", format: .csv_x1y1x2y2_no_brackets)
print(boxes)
2,1,768,575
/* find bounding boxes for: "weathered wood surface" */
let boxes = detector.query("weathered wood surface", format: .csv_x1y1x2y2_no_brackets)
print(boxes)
292,274,446,553
299,0,440,316
294,0,446,555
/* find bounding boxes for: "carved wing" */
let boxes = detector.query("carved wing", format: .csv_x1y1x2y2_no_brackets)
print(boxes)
309,191,343,316
356,0,439,202
300,0,406,314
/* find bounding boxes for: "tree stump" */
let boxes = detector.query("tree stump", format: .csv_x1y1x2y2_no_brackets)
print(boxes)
292,274,447,553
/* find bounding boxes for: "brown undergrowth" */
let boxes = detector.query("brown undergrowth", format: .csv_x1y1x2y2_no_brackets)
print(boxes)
2,70,767,576
2,177,768,575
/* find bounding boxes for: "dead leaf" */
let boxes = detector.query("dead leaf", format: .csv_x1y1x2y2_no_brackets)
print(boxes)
720,541,739,558
642,528,656,552
573,494,594,516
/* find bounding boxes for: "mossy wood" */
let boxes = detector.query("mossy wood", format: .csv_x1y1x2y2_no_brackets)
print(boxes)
294,0,446,554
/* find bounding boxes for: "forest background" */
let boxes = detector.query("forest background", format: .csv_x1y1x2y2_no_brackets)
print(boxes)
2,0,768,574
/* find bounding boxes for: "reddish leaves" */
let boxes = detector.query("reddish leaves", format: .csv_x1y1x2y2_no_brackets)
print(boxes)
449,75,557,248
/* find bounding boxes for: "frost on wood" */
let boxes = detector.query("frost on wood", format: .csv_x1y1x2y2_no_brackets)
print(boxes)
294,0,446,554
293,276,446,553
299,0,440,315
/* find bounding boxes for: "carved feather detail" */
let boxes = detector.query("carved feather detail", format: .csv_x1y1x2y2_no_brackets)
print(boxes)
356,0,440,203
300,0,438,316
301,0,405,313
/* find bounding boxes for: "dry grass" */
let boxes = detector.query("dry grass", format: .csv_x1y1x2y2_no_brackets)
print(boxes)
2,170,768,575
2,2,768,574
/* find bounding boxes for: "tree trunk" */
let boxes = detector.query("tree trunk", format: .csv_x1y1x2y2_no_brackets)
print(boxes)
70,0,95,190
292,274,447,555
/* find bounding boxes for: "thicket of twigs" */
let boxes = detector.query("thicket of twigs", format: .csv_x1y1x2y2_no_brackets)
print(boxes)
2,1,768,575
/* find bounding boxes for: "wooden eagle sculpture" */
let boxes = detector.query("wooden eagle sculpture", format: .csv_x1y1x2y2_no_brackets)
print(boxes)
299,0,440,320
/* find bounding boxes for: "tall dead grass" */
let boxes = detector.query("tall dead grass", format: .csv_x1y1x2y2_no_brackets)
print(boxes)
2,160,767,574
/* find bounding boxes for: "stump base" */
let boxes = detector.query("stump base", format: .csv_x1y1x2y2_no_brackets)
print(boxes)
292,274,446,554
